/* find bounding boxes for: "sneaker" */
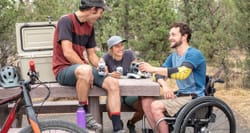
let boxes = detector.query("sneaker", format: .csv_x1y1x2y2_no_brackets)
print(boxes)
113,129,126,133
120,120,124,128
86,113,102,130
127,120,136,133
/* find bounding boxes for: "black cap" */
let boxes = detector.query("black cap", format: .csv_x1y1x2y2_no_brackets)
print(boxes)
80,0,112,11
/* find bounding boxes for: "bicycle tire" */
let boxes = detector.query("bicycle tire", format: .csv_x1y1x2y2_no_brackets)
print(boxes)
174,96,236,133
19,119,88,133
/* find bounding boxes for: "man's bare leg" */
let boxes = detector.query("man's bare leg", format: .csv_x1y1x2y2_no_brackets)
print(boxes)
142,96,156,129
102,76,125,132
75,65,92,101
151,100,169,133
75,65,102,130
102,77,121,112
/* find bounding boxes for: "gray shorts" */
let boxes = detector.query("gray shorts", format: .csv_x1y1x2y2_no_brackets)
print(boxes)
121,96,138,107
159,96,192,116
56,64,106,87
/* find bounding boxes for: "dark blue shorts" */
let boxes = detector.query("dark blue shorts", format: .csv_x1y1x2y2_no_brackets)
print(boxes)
56,64,106,87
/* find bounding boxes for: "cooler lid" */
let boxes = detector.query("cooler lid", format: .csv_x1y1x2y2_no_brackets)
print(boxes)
16,22,56,54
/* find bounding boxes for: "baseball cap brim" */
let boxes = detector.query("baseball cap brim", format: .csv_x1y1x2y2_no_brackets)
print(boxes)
102,5,112,12
108,37,127,49
81,0,112,12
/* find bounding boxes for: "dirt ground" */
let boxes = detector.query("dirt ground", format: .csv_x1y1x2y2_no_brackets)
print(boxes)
215,87,250,130
206,64,250,130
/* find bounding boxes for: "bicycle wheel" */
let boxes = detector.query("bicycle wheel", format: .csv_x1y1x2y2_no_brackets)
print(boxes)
174,96,236,133
19,120,88,133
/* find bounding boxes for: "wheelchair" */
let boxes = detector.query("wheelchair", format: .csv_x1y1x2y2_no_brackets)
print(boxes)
142,75,236,133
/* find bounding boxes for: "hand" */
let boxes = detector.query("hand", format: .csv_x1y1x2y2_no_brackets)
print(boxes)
110,71,122,79
163,88,175,99
139,62,154,73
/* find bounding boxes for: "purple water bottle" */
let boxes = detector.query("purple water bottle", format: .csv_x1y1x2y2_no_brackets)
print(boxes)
76,106,86,128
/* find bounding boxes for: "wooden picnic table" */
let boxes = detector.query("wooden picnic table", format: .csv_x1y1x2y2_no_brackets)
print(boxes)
88,78,160,124
29,78,160,123
0,78,160,132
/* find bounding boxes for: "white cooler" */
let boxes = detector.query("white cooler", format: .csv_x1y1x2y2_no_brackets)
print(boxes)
16,22,57,82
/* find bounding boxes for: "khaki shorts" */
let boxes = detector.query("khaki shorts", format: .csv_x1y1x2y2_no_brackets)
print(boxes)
159,96,192,116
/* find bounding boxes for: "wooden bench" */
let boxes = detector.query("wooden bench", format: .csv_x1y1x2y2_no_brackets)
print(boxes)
1,78,160,132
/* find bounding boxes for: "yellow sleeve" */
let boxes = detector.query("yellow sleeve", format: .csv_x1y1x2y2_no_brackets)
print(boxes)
169,66,192,80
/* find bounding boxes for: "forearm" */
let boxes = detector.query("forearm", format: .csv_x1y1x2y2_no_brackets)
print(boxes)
155,62,194,80
157,78,175,99
167,63,193,80
152,67,169,77
61,40,84,64
64,51,84,64
88,54,100,67
139,62,192,79
157,78,168,88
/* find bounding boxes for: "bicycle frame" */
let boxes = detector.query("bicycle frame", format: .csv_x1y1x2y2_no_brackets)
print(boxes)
0,93,22,133
0,62,42,133
0,81,41,133
21,81,41,133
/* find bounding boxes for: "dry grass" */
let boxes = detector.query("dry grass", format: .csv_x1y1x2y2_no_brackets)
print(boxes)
207,63,250,129
215,87,250,128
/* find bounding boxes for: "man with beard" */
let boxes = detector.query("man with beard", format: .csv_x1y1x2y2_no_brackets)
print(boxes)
139,22,206,133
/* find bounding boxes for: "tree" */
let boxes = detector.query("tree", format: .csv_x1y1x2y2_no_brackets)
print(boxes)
18,0,79,22
177,0,235,61
128,0,176,65
0,0,18,67
176,0,249,88
97,0,176,65
233,0,250,88
1,0,249,88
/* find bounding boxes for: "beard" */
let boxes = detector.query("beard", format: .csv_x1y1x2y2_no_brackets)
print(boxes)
170,40,182,48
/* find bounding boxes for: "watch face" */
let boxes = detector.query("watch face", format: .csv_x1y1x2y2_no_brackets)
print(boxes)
98,62,106,76
116,66,123,74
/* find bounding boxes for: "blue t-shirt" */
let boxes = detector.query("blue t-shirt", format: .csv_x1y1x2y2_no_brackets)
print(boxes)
162,47,206,97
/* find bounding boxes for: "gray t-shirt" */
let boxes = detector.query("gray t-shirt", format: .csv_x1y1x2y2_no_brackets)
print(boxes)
102,50,136,75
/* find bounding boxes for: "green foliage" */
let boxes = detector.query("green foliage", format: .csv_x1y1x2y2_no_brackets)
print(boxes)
96,0,175,64
173,0,250,88
17,0,79,22
243,57,250,88
0,0,16,35
233,0,250,88
0,0,249,88
176,0,235,63
0,0,18,67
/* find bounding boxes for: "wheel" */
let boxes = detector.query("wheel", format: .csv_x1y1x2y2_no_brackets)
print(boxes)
19,120,88,133
174,96,236,133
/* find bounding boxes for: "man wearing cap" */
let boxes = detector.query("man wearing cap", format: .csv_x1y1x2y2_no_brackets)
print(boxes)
52,0,125,132
103,36,144,133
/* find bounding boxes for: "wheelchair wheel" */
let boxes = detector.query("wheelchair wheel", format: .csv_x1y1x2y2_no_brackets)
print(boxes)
174,96,236,133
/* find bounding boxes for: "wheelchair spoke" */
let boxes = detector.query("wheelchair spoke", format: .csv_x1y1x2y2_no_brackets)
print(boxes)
174,97,235,133
204,106,231,133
